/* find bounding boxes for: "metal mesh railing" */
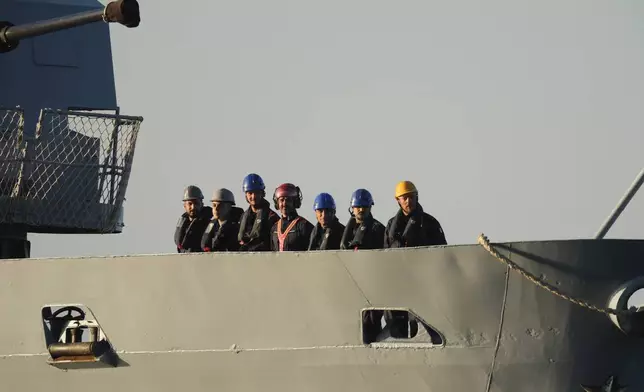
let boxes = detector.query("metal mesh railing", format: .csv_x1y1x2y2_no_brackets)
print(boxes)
0,108,143,233
0,107,26,222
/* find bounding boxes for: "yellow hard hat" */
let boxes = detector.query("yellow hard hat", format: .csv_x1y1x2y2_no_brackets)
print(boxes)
395,181,418,198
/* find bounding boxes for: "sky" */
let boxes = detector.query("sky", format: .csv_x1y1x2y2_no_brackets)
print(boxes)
26,0,644,258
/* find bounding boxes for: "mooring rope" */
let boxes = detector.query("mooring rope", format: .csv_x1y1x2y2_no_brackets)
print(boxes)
477,233,634,316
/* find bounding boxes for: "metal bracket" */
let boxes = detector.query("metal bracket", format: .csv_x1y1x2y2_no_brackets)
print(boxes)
41,304,127,369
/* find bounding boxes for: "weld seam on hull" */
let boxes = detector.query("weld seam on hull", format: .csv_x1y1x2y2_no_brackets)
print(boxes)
485,245,511,392
0,344,498,358
337,253,372,306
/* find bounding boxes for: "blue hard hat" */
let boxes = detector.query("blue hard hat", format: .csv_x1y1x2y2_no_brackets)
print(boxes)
242,173,265,192
350,189,374,207
313,193,336,211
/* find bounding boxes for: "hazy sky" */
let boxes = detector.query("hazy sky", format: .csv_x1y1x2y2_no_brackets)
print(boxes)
28,0,644,258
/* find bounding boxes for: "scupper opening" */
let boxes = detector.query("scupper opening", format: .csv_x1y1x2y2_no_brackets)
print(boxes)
361,308,444,347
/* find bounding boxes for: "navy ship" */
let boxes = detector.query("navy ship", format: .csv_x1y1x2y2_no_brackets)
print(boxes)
1,1,644,390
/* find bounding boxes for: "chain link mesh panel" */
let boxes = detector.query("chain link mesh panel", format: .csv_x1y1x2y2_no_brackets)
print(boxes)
0,108,143,234
0,107,26,224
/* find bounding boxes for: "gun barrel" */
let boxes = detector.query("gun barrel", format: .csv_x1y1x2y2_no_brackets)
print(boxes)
0,0,139,53
3,10,104,43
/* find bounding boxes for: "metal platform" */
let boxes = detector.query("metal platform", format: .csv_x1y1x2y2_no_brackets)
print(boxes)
0,107,143,233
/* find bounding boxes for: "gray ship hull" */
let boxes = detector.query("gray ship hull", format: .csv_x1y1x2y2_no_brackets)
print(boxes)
1,238,642,391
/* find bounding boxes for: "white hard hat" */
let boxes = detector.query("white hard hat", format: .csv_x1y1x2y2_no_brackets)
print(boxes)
211,188,235,205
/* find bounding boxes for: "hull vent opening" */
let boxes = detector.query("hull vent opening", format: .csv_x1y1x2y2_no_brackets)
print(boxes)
361,307,445,347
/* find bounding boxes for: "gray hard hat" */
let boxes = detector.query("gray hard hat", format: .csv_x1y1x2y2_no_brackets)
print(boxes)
211,188,235,205
183,185,204,201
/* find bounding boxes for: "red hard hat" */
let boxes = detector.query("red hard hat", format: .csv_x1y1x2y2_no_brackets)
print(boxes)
274,183,299,198
273,183,302,209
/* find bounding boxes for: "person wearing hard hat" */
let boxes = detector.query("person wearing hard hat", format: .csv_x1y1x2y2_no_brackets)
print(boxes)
270,183,314,251
237,173,279,252
174,185,213,253
385,180,447,248
380,181,446,339
201,188,245,252
308,193,345,251
340,188,386,250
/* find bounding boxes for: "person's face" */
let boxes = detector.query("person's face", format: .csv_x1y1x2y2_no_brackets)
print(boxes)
352,206,370,222
183,199,202,217
246,191,262,206
212,201,232,220
315,208,335,228
278,197,295,217
397,193,417,215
